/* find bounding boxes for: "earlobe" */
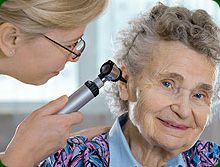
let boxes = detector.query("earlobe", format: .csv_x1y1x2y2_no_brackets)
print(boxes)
0,23,19,57
8,49,15,57
118,82,129,101
118,64,129,101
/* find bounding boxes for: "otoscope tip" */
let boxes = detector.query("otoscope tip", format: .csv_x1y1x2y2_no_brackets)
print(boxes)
120,77,127,83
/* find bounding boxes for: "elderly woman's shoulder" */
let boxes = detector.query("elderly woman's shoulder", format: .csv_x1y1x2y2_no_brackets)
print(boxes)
40,133,110,167
182,139,220,166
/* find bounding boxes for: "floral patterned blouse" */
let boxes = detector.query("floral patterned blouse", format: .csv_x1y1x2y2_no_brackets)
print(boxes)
40,115,220,167
40,134,220,167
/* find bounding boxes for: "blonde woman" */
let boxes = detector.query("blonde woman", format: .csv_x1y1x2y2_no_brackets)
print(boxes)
0,0,108,166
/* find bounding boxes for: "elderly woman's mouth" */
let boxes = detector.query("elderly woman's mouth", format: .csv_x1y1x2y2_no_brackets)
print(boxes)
157,118,189,130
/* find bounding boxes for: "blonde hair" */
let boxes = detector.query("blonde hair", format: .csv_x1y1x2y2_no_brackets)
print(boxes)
0,0,107,36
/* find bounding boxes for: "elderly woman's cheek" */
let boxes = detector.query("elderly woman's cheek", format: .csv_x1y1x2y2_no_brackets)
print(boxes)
129,101,142,129
133,98,152,131
195,109,210,131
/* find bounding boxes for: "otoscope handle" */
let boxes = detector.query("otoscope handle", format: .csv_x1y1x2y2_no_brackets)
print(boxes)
59,77,104,114
58,59,125,114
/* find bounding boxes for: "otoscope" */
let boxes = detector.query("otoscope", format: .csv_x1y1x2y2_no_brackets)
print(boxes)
59,60,127,114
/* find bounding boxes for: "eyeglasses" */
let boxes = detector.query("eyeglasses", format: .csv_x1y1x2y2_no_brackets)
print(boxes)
43,35,86,60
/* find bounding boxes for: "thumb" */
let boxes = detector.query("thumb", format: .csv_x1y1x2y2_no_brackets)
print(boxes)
37,95,69,115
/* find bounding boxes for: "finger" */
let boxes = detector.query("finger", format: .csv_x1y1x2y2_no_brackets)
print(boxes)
36,95,68,115
60,111,84,126
69,126,111,139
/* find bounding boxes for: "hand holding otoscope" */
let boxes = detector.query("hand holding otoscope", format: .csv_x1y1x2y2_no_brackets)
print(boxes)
59,60,127,114
1,61,123,167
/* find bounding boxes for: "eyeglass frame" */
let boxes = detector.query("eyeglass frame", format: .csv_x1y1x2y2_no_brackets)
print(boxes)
43,34,86,60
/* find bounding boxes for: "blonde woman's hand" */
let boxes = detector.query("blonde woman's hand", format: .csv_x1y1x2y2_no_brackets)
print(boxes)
1,95,83,167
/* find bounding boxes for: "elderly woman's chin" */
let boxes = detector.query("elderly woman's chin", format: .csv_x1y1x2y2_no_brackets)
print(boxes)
140,124,200,154
155,134,197,153
132,117,200,155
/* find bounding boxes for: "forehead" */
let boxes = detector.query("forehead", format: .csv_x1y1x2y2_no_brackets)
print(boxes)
142,41,215,86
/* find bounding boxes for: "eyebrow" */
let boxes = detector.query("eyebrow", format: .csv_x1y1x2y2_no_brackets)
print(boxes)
158,72,184,82
158,72,213,92
66,34,84,43
196,83,213,92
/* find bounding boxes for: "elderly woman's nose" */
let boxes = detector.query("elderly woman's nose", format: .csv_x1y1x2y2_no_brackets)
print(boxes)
170,93,192,119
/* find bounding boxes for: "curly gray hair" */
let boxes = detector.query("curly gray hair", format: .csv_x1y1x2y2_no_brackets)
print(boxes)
106,3,220,120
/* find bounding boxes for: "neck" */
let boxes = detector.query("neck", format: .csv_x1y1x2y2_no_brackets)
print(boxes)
0,53,17,76
0,56,7,75
123,119,173,167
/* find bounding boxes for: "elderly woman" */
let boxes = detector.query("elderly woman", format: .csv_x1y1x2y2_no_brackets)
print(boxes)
41,3,220,167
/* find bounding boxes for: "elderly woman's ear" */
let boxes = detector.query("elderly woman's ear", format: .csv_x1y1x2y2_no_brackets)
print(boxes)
118,64,137,101
118,64,129,100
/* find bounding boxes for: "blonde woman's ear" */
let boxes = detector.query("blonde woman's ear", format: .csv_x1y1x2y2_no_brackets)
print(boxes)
8,50,15,57
0,23,19,57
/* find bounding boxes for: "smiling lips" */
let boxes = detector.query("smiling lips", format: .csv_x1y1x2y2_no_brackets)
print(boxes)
158,118,189,130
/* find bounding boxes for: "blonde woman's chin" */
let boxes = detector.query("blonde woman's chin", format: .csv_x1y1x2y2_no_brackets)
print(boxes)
18,73,58,86
34,72,60,85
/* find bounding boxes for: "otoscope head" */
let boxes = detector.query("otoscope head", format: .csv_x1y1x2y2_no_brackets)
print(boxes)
98,60,127,83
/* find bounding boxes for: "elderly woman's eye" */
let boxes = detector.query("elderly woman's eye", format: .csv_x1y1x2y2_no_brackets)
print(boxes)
161,80,173,89
193,93,206,100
